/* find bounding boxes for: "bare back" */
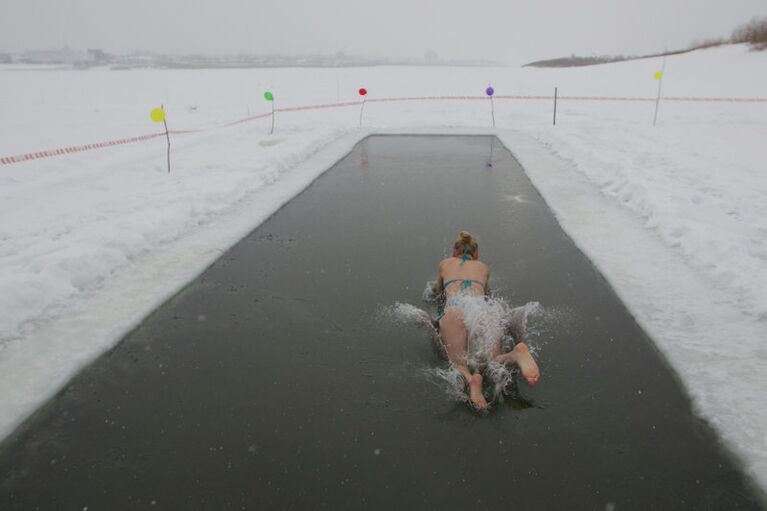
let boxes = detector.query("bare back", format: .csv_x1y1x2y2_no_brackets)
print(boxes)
436,257,490,299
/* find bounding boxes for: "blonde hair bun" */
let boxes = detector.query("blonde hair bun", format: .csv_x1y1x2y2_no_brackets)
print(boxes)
453,230,479,256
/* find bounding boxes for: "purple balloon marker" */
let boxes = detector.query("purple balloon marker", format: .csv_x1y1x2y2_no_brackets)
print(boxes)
486,86,495,97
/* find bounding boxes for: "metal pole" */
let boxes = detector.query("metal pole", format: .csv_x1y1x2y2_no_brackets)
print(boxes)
270,101,275,135
359,97,367,127
161,103,170,173
490,96,496,127
553,87,558,126
653,56,667,126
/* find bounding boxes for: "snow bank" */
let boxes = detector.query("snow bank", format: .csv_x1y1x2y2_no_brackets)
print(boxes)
1,44,766,490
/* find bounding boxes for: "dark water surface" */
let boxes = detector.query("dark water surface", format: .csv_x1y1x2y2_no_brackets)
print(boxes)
1,136,762,510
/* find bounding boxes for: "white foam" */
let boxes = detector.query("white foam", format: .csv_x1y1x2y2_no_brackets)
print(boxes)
387,291,548,406
421,280,438,302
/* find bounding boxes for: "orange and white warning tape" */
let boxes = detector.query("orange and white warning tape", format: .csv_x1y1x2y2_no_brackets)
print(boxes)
2,94,765,166
0,132,168,166
496,95,767,103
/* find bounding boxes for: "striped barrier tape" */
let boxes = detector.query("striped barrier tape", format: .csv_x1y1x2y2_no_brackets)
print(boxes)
496,95,767,103
2,94,766,166
0,129,201,166
659,96,767,103
0,132,167,166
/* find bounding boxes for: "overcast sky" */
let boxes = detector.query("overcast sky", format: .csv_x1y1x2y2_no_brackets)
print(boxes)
2,0,766,64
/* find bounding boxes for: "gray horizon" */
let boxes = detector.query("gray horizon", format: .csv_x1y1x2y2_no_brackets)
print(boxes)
2,0,766,65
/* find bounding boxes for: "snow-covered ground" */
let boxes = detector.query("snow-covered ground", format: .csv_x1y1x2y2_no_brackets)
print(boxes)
1,44,766,489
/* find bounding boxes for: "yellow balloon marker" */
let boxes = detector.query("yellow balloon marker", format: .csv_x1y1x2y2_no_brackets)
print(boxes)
654,71,663,80
150,107,166,122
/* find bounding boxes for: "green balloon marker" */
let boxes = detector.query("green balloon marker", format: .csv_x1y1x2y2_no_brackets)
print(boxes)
264,91,274,101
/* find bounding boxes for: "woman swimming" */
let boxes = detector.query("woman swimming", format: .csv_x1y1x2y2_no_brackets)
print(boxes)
435,231,540,409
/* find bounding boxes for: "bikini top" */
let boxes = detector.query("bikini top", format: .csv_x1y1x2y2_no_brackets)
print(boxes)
443,279,486,293
443,247,485,292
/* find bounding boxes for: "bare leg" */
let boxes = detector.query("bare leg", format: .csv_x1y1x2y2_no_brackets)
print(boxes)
494,343,540,385
468,373,487,409
439,310,487,409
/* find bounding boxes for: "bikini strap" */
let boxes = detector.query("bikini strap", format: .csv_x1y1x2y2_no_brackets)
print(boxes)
460,246,472,265
443,279,486,290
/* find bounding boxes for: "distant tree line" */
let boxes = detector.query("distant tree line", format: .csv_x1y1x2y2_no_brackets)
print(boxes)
731,15,767,48
525,15,767,68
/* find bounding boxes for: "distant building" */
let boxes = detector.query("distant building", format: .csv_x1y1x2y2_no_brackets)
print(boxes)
424,50,441,65
86,49,111,64
0,53,12,64
19,48,85,65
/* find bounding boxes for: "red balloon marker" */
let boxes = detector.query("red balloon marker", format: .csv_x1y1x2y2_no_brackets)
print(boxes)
359,88,368,96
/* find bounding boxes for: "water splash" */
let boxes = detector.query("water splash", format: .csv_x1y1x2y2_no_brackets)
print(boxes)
379,282,573,408
377,302,440,341
385,302,434,327
422,280,438,302
424,365,471,404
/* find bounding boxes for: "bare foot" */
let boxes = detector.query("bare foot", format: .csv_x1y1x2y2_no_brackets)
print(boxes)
494,342,540,385
468,373,488,410
513,343,540,385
